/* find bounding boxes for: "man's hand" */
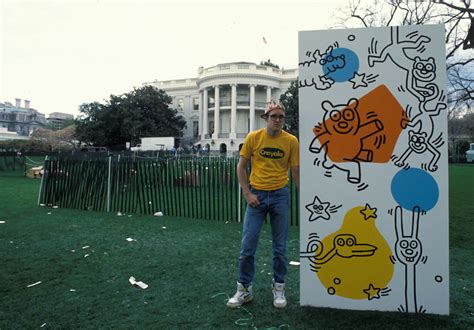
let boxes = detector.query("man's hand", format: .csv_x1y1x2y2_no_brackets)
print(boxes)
244,191,259,208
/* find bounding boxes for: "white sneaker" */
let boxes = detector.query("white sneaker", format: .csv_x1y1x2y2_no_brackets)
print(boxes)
272,282,287,308
227,282,253,308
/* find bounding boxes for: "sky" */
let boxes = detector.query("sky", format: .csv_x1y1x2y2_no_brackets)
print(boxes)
1,0,349,117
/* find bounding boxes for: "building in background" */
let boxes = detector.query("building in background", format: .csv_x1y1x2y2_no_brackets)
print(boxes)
0,98,46,138
144,62,297,152
47,112,74,131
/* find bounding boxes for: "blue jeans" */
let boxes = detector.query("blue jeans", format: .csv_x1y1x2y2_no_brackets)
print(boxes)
238,186,289,285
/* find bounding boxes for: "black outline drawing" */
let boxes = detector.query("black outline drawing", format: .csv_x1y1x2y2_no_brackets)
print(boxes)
394,89,447,172
367,26,447,172
368,26,433,102
300,233,377,273
299,43,342,90
393,205,426,313
305,195,342,222
309,98,384,185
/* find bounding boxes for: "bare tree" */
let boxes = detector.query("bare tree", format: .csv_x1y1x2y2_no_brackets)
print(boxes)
31,125,79,150
336,0,473,118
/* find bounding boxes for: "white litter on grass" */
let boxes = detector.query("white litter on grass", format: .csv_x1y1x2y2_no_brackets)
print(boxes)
0,221,5,224
129,276,148,289
70,289,76,292
126,238,136,242
27,281,42,288
289,261,300,266
71,250,76,252
117,212,123,216
40,204,45,207
84,254,90,258
162,226,166,229
40,323,46,328
52,206,59,209
154,211,163,216
82,245,90,249
47,212,52,215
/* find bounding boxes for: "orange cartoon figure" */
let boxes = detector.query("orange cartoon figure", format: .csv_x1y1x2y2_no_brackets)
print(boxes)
309,98,384,184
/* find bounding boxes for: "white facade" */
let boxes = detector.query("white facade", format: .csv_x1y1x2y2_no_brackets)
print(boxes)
144,62,297,151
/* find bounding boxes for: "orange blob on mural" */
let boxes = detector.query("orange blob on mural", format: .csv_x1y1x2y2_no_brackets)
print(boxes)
309,84,409,185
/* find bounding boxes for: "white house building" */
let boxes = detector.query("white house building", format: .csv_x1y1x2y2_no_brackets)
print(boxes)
143,62,297,152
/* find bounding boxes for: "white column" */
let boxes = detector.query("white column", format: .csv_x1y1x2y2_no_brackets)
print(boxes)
203,88,209,137
249,84,256,132
230,84,237,139
266,86,272,101
212,85,220,139
198,91,203,137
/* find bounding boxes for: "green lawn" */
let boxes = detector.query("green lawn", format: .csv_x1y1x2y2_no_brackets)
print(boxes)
0,165,473,328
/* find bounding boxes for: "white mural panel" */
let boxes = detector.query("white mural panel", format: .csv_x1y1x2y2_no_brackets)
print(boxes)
298,25,449,315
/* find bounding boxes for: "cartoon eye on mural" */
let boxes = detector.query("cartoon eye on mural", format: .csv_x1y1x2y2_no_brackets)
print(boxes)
299,25,449,315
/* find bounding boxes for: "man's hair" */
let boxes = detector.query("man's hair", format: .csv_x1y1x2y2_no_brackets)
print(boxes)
262,99,285,118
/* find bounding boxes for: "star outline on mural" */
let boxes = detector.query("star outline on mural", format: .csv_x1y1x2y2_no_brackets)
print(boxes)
360,203,377,220
349,72,369,89
305,196,331,221
363,283,381,300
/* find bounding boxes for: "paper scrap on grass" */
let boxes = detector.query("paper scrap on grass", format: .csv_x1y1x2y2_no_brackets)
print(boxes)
41,323,46,328
84,254,90,258
126,238,136,242
0,221,5,224
82,245,90,249
27,281,42,288
289,261,300,266
154,211,163,216
52,206,58,209
129,276,148,289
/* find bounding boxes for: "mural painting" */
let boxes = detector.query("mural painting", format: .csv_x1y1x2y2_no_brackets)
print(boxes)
298,25,449,315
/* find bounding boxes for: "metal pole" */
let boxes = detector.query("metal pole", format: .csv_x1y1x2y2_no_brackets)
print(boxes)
238,183,241,223
107,155,112,212
37,155,48,206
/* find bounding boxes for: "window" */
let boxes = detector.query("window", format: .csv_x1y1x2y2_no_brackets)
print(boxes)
193,121,199,137
208,97,215,108
193,98,199,111
237,89,249,106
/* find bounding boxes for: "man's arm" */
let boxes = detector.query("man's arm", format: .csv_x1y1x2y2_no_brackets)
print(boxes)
237,156,259,207
291,166,300,190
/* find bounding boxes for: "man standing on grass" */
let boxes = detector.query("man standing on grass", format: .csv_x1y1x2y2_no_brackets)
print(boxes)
227,100,299,309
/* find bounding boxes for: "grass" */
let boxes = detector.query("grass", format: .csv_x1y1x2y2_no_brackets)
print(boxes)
0,165,473,328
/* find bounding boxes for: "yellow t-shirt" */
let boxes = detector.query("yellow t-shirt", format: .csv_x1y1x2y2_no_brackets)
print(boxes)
240,128,299,191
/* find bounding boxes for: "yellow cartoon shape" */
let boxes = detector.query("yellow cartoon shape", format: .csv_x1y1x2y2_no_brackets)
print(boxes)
315,206,394,299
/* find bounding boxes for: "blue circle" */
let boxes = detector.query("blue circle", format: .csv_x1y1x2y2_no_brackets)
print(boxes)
391,168,439,212
322,47,359,82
